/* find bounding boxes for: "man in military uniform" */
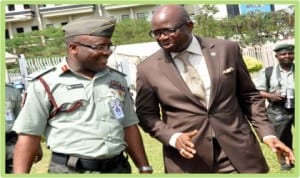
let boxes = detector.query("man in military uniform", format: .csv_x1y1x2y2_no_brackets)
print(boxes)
256,43,295,171
5,83,22,173
13,16,152,174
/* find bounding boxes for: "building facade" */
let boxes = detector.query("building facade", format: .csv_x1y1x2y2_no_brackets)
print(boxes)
5,4,291,39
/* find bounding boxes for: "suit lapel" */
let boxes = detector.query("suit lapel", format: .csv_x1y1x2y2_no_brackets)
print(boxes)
197,37,220,109
158,50,205,108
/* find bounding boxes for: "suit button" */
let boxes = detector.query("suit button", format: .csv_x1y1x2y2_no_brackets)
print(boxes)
206,136,212,141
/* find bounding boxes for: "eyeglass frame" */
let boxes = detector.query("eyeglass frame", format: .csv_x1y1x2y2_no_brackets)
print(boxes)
73,42,116,52
148,22,187,38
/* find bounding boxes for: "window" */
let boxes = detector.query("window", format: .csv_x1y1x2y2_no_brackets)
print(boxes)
46,24,54,27
16,27,24,33
24,4,30,9
8,5,15,11
5,29,10,39
121,14,129,20
226,5,239,18
31,26,39,31
137,12,145,19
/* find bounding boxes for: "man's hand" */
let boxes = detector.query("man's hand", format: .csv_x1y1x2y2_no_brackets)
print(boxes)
175,130,198,159
268,92,285,102
264,137,295,166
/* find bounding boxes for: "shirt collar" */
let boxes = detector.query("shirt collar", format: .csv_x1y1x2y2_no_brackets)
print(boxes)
171,35,202,58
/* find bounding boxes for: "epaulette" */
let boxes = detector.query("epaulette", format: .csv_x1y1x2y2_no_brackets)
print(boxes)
109,67,127,76
26,66,56,81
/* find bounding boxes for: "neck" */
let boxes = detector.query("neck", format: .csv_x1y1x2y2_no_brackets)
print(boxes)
66,57,95,78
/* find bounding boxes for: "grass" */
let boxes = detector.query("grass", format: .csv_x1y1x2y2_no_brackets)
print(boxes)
30,129,295,174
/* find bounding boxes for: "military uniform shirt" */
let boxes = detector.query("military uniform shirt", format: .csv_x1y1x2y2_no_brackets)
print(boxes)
5,84,22,132
13,58,138,159
255,64,294,94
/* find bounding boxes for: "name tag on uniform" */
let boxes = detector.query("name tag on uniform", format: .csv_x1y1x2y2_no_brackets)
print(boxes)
67,83,84,90
109,100,124,120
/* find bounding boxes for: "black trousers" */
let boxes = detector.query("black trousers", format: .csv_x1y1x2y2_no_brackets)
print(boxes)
267,105,294,149
212,138,238,173
6,132,18,173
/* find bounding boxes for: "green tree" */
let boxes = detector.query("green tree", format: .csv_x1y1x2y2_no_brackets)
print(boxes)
193,5,294,46
193,5,220,38
112,19,154,45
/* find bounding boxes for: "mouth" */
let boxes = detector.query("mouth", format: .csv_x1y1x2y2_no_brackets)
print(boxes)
159,41,173,49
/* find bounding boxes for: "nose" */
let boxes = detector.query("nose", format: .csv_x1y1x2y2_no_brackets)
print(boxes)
157,32,169,40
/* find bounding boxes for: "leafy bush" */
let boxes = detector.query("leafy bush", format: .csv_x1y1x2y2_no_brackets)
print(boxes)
243,56,263,73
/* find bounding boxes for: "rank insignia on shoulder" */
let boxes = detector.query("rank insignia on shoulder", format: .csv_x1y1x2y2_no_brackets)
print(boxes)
26,66,56,81
109,80,126,92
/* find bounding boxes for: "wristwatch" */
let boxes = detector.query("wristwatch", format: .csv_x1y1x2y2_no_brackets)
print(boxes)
139,166,153,172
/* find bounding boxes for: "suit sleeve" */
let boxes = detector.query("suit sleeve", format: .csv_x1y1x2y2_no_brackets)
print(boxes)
234,43,276,140
135,64,176,145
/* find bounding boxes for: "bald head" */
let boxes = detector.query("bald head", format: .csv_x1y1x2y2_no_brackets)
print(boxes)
150,5,194,52
152,5,191,25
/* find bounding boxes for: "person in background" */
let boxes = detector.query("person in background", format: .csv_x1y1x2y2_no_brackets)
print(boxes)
5,82,43,173
12,16,152,174
255,43,295,171
135,5,294,173
5,83,22,173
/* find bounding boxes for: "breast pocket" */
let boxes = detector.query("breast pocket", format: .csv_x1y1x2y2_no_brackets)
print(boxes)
52,87,88,120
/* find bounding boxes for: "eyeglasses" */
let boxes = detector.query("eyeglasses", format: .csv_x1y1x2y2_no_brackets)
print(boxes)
74,42,116,52
148,22,186,38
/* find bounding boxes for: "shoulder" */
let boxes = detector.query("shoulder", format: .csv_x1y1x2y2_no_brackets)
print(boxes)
5,83,19,97
26,66,56,81
5,83,15,89
199,36,239,48
138,48,164,67
109,67,127,77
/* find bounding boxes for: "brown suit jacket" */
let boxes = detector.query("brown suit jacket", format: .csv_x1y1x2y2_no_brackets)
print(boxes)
136,36,276,173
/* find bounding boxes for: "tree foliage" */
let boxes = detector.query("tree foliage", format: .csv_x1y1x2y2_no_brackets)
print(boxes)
112,19,154,45
193,5,294,47
5,5,294,57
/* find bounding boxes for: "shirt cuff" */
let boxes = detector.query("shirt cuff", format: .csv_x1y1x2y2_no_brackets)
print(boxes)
169,132,183,148
262,135,277,142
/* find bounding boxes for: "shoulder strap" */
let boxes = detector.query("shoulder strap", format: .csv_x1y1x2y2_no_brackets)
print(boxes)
38,77,61,119
265,66,273,92
38,77,83,120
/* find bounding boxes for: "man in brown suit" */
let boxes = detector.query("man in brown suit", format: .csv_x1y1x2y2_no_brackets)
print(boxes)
135,5,295,173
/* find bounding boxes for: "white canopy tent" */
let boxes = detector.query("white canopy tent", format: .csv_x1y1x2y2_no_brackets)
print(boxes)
5,52,18,83
5,52,18,64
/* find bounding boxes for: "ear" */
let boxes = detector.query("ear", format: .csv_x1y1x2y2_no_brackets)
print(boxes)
68,43,78,55
186,21,194,31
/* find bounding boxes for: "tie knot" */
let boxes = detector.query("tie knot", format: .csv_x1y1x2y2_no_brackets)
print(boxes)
177,51,190,66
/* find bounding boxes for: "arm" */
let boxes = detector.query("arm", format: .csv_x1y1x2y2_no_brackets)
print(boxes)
124,125,152,173
135,65,176,145
34,143,43,163
233,43,275,138
13,134,41,173
259,90,285,102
